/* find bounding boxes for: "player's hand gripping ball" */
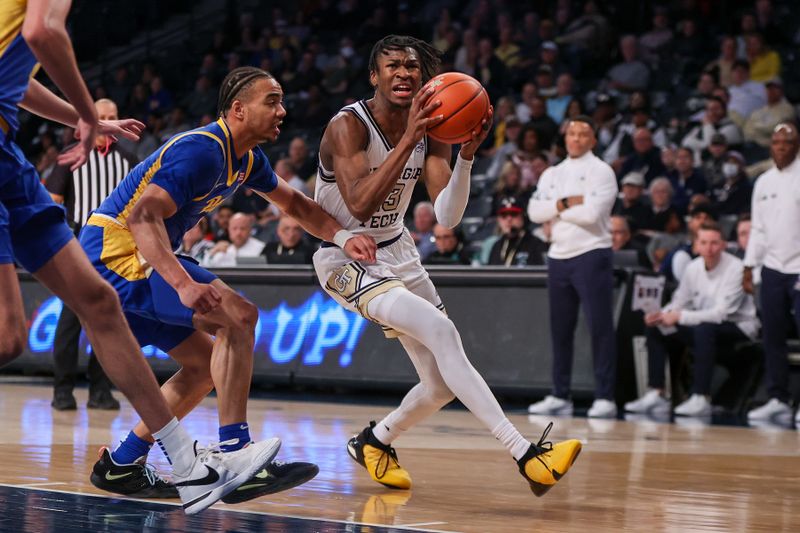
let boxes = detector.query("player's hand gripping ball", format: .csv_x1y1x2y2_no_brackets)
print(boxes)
422,72,490,144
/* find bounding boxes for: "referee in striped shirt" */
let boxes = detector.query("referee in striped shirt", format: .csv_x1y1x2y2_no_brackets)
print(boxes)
45,98,138,411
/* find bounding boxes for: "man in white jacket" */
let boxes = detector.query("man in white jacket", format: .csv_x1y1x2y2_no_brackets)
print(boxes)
743,123,800,425
625,221,759,417
527,116,620,418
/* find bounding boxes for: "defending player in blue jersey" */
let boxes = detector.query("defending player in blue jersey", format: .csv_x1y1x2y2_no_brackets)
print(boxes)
80,66,377,503
2,1,291,515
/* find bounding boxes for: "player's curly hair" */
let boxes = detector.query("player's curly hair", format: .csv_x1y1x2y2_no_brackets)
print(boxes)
217,66,274,117
368,35,442,83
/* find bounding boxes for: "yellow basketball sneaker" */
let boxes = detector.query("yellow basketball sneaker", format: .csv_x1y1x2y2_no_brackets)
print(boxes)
517,422,581,497
347,421,412,490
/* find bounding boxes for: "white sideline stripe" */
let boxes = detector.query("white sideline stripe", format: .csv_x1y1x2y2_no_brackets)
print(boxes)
0,483,457,533
18,482,67,487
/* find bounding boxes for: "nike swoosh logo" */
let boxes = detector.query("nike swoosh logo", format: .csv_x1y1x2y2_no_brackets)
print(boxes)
235,483,264,491
239,424,249,430
255,469,272,480
174,465,220,487
105,471,133,481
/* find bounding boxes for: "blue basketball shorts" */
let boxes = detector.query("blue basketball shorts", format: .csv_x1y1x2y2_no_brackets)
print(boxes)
79,222,217,352
0,133,73,272
0,202,12,265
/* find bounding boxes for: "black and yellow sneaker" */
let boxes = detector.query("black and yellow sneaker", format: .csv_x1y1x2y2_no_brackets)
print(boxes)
347,421,411,490
517,422,581,497
89,447,179,498
221,460,319,504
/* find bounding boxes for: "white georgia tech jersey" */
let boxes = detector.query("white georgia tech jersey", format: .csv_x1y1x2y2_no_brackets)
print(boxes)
315,100,426,242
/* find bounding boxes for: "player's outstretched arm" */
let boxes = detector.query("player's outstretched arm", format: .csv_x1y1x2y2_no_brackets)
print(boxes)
21,79,146,141
19,78,80,127
327,86,443,221
22,0,97,169
22,0,96,133
255,179,376,263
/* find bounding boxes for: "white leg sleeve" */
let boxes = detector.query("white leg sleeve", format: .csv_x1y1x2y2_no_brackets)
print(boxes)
367,288,528,455
368,288,531,457
372,335,455,445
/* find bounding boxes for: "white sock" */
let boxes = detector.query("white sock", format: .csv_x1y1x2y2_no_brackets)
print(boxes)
492,418,532,461
371,419,403,445
367,289,514,438
152,417,195,476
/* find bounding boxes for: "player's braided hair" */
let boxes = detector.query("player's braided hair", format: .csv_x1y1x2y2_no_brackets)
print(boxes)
368,35,441,83
217,66,274,117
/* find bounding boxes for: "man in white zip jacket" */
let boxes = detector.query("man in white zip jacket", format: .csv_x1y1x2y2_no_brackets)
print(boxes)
527,116,619,418
742,123,800,426
625,221,759,417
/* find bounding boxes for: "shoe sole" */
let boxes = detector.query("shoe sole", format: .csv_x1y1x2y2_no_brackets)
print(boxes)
528,408,573,416
346,441,408,490
527,444,582,498
624,404,671,415
89,472,179,498
587,412,617,418
747,412,792,421
183,438,281,515
221,463,320,504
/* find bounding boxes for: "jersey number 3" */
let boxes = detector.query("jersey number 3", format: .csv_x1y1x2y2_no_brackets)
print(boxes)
382,183,405,212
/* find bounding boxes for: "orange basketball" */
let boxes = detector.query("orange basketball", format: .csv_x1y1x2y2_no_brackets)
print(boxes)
423,72,490,144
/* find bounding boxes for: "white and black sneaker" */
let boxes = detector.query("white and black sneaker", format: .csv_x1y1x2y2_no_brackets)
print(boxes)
174,437,281,515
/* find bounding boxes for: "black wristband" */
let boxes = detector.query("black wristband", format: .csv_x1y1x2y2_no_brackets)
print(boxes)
560,197,569,210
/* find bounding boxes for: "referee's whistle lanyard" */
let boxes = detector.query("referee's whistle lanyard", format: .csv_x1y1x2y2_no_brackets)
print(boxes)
97,137,112,157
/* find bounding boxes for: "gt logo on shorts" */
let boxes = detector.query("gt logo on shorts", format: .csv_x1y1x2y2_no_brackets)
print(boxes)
334,269,353,292
325,261,404,323
326,262,364,300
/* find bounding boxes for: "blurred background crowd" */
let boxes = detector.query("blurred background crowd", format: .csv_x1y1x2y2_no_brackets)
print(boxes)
16,0,800,272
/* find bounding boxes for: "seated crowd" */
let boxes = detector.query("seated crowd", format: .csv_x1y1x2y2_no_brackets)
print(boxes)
20,1,796,271
15,1,800,421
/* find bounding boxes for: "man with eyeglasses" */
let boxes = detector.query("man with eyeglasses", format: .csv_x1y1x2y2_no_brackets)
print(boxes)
423,224,471,266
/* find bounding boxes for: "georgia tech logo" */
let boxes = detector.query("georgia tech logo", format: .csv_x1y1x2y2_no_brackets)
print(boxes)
334,270,353,292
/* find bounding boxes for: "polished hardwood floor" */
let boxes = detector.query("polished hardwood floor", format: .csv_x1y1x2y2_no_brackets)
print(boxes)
0,383,798,532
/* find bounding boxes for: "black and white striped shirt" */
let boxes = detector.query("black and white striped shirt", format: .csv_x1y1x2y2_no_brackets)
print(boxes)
46,144,138,229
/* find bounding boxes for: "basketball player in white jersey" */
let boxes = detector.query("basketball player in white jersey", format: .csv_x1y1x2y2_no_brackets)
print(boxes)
313,35,581,497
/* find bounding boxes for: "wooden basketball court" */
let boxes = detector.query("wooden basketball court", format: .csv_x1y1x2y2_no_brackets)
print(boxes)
0,383,797,532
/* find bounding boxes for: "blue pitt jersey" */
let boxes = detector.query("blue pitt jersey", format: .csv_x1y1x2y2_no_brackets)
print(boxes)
0,0,36,136
95,118,278,251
